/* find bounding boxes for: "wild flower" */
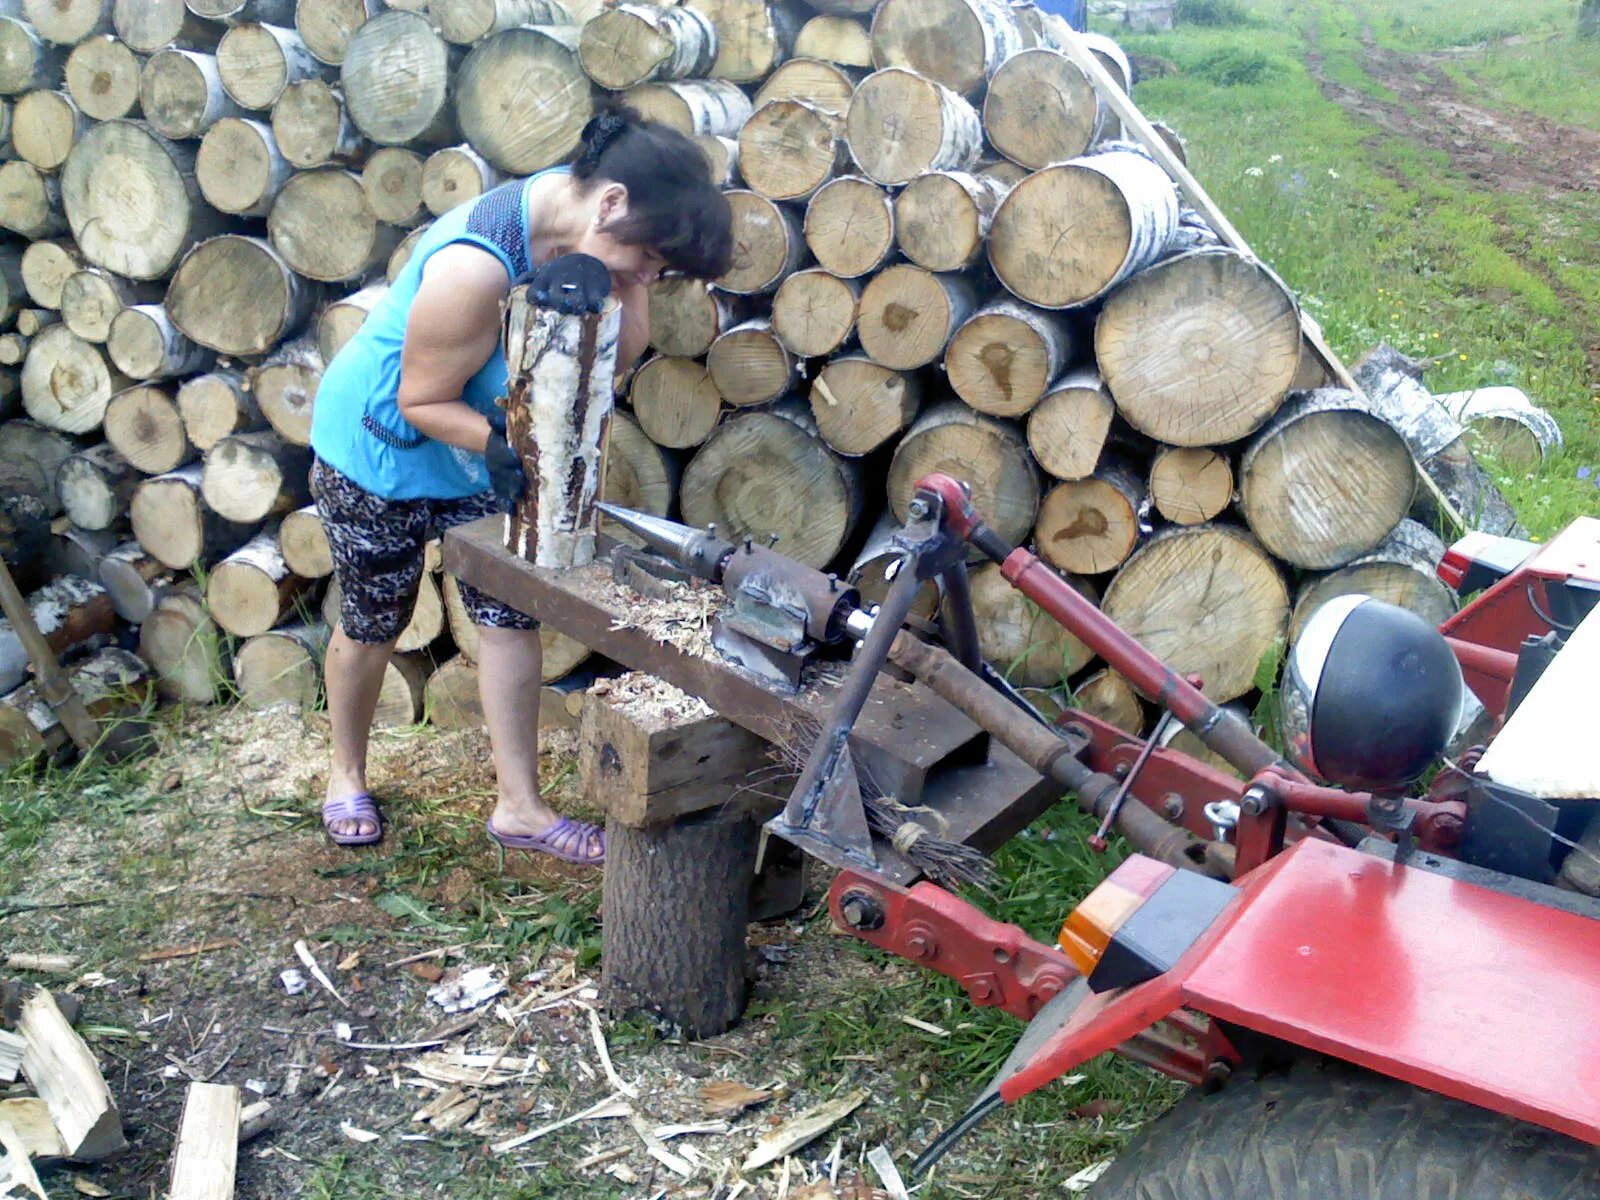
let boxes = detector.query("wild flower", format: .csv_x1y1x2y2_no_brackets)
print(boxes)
1268,154,1283,163
1244,166,1264,177
1328,169,1341,179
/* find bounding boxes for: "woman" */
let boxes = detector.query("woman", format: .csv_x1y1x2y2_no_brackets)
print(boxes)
308,109,734,864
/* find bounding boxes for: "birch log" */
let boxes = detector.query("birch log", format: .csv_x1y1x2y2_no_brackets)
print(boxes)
139,584,227,703
628,355,722,449
0,160,68,238
989,149,1179,310
869,0,1024,97
57,443,139,531
707,316,793,408
857,265,975,370
808,354,921,457
1034,460,1144,576
0,574,117,694
0,419,79,514
803,175,894,278
969,560,1094,688
60,266,162,343
113,0,222,54
107,304,214,380
12,89,89,171
893,169,1007,273
182,0,298,24
687,0,798,83
501,287,623,568
20,0,113,47
20,239,83,310
234,621,328,711
207,529,313,637
578,3,716,89
1073,669,1144,737
771,267,859,357
99,541,173,622
268,167,398,282
65,34,144,120
131,463,256,569
421,143,501,216
295,0,384,66
719,189,805,295
104,384,193,474
341,11,454,147
947,299,1079,418
887,401,1039,550
270,78,362,168
316,282,386,362
141,49,245,140
625,78,750,137
177,370,261,450
362,145,427,227
201,431,311,524
196,117,293,216
1436,386,1563,470
1149,446,1234,527
795,15,873,68
457,26,591,173
1289,518,1456,643
844,68,982,186
0,18,64,95
738,99,847,203
22,325,129,433
250,334,323,445
983,48,1098,169
279,504,331,578
646,276,746,357
755,56,861,115
848,514,940,619
600,409,676,539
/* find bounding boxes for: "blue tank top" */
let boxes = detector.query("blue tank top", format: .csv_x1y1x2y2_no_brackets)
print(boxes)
309,168,568,500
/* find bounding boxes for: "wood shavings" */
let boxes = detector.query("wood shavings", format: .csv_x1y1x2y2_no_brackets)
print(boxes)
867,1146,910,1200
293,941,348,1008
898,1016,950,1038
402,1050,537,1088
629,1112,694,1178
580,1004,638,1099
743,1089,870,1172
588,671,713,724
490,1094,631,1154
339,1122,380,1144
1065,1160,1113,1191
698,1079,774,1117
595,570,723,659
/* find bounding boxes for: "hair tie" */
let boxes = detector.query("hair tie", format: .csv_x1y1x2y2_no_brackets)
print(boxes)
579,112,630,167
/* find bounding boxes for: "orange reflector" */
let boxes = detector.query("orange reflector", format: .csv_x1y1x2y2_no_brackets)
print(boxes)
1057,856,1176,976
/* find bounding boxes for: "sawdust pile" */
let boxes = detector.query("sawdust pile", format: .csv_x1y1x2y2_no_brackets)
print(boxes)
594,572,725,660
588,671,714,725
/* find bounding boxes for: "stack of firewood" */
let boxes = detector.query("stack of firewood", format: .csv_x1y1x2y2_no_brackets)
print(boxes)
0,0,1562,763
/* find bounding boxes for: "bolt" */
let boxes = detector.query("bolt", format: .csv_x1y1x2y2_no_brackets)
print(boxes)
707,523,718,536
1113,762,1132,780
768,533,780,548
837,889,884,932
907,498,931,520
1240,788,1270,816
1161,793,1185,820
967,977,994,1002
906,933,933,960
743,537,754,553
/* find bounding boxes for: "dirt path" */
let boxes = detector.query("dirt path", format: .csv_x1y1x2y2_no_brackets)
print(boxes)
1305,27,1600,194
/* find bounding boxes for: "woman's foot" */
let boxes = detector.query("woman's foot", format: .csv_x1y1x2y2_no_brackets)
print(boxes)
323,792,383,846
488,801,605,866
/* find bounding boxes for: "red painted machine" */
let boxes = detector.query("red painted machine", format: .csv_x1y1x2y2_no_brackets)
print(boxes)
603,484,1600,1195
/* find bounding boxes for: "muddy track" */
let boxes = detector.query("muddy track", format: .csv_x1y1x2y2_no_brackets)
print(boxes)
1304,26,1600,195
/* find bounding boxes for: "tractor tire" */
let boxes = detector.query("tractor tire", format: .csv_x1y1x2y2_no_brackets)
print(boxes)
1089,1054,1600,1199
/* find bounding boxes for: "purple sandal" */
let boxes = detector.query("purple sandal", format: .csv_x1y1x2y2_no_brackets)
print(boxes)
487,816,606,867
323,793,384,847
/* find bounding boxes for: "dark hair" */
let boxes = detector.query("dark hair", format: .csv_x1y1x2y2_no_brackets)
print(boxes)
574,105,734,281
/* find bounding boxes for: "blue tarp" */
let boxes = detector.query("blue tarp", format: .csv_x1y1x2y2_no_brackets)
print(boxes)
1029,0,1090,30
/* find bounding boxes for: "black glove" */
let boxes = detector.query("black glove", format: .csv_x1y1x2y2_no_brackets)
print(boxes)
520,252,613,315
484,409,527,508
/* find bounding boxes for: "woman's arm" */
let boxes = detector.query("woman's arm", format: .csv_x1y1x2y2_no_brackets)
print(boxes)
614,280,651,387
396,245,512,453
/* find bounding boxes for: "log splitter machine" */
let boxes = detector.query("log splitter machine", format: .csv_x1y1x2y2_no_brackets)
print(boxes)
604,472,1600,1196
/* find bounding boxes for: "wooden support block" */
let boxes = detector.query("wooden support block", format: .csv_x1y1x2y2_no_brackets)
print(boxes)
0,1098,64,1162
580,674,772,828
169,1083,241,1200
16,988,125,1161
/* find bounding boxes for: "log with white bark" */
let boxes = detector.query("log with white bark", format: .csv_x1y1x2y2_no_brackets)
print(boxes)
857,265,976,370
989,149,1178,310
278,504,331,578
795,14,872,67
216,21,321,111
645,276,746,358
1436,386,1563,470
250,333,323,445
847,513,940,619
386,223,427,281
176,369,261,450
22,325,130,433
371,650,431,727
693,131,739,185
844,67,982,186
294,0,383,66
869,0,1025,97
432,0,571,45
1079,30,1132,139
357,146,425,229
501,286,623,568
340,10,453,147
457,25,590,173
113,0,221,54
0,331,26,365
887,401,1040,550
20,239,83,309
424,653,482,730
579,2,715,90
59,266,161,343
104,383,195,473
627,354,723,449
233,620,328,711
707,316,793,408
139,583,227,702
1072,668,1144,736
719,189,806,295
680,400,864,570
982,47,1098,169
1238,388,1417,570
141,49,246,140
0,17,64,94
316,281,385,362
803,174,894,278
969,559,1094,688
808,353,920,457
893,169,1007,273
107,304,214,380
12,89,88,171
755,56,861,115
206,528,313,638
1095,248,1302,446
201,430,312,524
183,0,298,25
946,299,1080,419
1101,524,1288,704
1034,459,1145,576
65,33,143,120
771,267,859,357
15,308,56,336
130,463,256,569
420,143,501,216
16,987,125,1161
600,409,676,540
46,523,119,583
688,0,798,83
57,442,138,531
0,159,69,238
0,573,117,694
1149,445,1234,527
195,117,293,216
98,541,173,622
440,571,592,678
1352,345,1520,536
62,119,228,280
20,0,111,47
267,167,399,282
1289,517,1456,642
0,418,79,513
738,98,848,203
625,77,751,137
1,647,152,769
269,77,362,168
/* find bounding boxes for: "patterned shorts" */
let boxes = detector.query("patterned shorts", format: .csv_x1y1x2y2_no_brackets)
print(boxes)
311,458,537,645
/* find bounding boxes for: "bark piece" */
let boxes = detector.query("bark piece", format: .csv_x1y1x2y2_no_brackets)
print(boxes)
802,174,893,278
808,354,920,457
718,189,805,296
844,67,982,186
947,299,1080,418
970,560,1094,687
893,168,1007,273
681,401,863,570
65,34,143,120
104,384,194,474
1102,524,1288,704
858,265,975,370
201,430,312,524
196,117,292,216
501,287,623,568
888,402,1040,551
233,621,328,710
1149,446,1233,527
138,583,227,703
1436,385,1563,471
990,149,1179,310
16,988,125,1160
983,47,1098,169
457,25,590,173
177,370,261,451
771,267,859,358
707,317,793,409
627,355,722,450
1095,248,1301,446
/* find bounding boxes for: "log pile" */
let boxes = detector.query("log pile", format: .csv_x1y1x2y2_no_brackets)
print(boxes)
0,0,1560,764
